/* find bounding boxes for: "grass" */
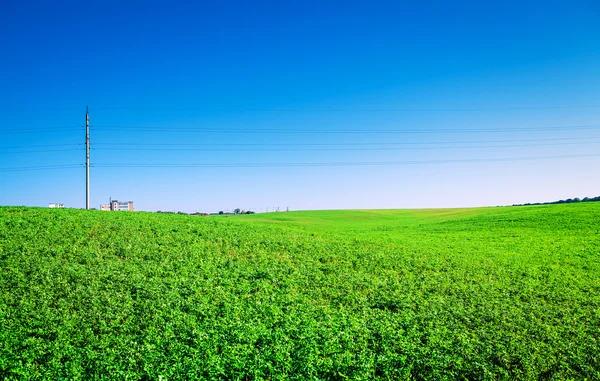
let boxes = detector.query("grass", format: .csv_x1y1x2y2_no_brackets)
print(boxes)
0,203,599,380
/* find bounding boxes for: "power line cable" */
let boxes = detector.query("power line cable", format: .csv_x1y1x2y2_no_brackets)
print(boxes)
0,143,84,149
0,127,83,134
4,104,600,114
0,164,84,172
91,136,600,147
0,148,84,154
90,104,600,112
89,140,600,152
90,123,600,134
91,153,600,169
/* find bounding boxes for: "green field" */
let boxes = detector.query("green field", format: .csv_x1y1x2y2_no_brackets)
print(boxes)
0,204,599,380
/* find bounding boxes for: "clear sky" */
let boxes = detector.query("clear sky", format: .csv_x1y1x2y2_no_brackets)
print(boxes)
1,0,599,212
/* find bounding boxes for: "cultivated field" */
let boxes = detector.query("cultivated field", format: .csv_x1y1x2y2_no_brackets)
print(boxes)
0,204,598,380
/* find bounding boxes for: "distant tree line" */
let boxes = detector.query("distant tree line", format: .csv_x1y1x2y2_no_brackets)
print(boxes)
220,209,255,215
513,196,600,206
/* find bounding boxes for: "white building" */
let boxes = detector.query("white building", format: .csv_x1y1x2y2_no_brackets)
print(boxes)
111,200,134,211
101,198,134,211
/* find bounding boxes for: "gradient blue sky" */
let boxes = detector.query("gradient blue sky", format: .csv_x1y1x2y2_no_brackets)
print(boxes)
1,0,599,212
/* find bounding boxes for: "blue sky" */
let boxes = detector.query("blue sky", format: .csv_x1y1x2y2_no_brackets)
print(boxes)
1,0,599,212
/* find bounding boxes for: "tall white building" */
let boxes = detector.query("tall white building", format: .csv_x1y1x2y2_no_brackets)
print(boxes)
101,198,134,211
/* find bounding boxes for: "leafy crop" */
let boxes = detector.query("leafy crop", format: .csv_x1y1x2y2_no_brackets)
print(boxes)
0,204,598,380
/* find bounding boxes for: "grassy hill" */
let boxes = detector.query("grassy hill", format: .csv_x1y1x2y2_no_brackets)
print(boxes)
0,204,598,380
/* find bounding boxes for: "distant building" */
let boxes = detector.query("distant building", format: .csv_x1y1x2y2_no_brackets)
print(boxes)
110,199,134,211
100,199,134,211
48,203,65,208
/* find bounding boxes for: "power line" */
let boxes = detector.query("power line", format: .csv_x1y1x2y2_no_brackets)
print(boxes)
0,143,83,149
0,148,83,154
88,140,600,152
90,153,600,169
0,127,83,134
90,104,600,112
3,103,600,115
90,136,600,147
0,107,83,112
90,123,600,134
0,164,84,172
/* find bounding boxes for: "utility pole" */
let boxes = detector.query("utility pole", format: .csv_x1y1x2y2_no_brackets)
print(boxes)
86,106,90,210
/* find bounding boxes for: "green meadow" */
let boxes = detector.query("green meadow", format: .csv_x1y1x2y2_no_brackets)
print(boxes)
0,203,598,380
